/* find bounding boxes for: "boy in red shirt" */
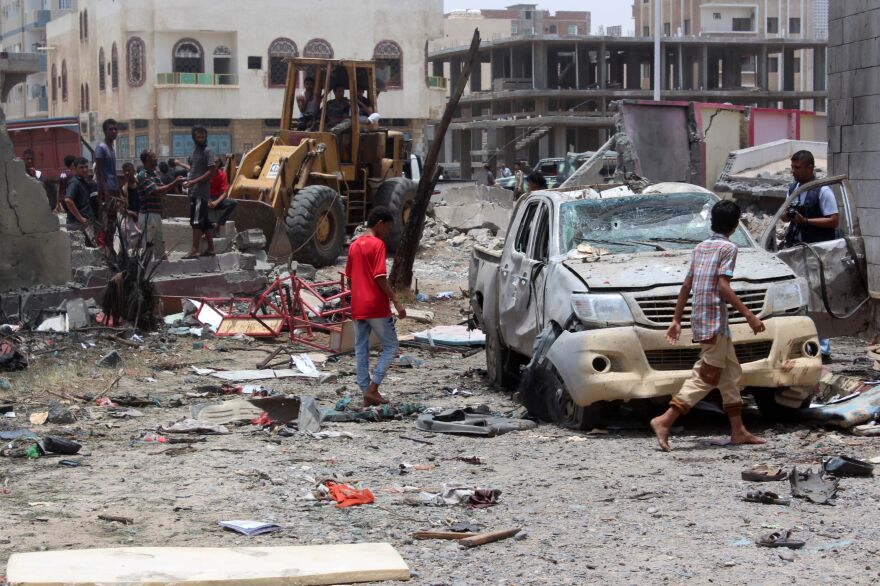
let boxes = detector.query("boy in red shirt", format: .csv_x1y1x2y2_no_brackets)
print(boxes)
346,207,406,406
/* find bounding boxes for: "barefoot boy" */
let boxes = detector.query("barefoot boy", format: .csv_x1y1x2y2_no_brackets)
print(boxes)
651,200,766,451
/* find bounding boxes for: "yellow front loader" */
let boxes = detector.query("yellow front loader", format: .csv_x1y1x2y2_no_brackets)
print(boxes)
228,58,416,267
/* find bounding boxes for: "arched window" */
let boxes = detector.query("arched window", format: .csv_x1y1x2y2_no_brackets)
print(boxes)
83,9,88,40
98,47,106,91
111,43,119,89
173,38,204,73
374,40,403,90
61,60,68,101
51,63,57,101
126,36,146,87
303,38,333,59
268,37,297,87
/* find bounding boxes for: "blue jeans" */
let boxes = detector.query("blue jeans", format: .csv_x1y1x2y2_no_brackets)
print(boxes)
355,317,398,393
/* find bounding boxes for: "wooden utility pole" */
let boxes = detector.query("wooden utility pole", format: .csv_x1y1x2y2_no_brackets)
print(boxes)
390,29,481,291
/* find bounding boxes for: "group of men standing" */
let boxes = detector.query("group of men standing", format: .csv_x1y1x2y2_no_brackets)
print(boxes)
60,120,237,259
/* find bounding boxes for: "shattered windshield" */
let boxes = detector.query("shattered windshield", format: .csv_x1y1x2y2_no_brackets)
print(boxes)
559,193,752,254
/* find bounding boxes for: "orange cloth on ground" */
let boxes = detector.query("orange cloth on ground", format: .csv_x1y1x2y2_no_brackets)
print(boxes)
325,480,375,508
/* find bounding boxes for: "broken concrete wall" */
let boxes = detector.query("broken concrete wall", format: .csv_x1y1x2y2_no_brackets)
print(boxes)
0,109,71,292
433,185,514,236
616,102,700,185
715,139,829,206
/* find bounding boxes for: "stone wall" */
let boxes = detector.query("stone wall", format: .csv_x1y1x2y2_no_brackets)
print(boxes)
0,109,71,292
828,1,880,294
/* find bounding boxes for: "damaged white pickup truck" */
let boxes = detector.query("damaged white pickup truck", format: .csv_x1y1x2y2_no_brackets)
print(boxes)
469,178,870,427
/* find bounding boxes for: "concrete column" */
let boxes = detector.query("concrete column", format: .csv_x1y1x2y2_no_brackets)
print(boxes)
758,45,769,90
611,51,624,87
626,51,641,89
598,42,607,89
813,45,826,112
450,57,462,93
538,131,550,159
659,45,669,92
700,44,709,89
681,47,694,89
457,128,472,181
783,48,795,91
553,126,567,156
722,49,736,88
813,45,826,90
486,128,499,167
471,57,482,92
443,128,453,165
501,126,516,167
707,49,720,90
533,42,548,89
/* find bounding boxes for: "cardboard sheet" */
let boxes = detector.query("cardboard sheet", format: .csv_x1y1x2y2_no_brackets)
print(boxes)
7,543,410,585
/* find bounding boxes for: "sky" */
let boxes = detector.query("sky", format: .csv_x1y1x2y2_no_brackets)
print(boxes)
442,1,635,32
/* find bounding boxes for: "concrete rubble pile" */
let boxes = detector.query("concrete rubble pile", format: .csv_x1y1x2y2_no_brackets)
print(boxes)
424,184,511,251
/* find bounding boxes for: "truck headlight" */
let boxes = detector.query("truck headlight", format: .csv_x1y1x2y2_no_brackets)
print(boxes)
766,278,808,314
571,293,634,326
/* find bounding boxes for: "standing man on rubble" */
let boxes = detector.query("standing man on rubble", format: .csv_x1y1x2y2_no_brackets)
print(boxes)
95,119,120,250
346,207,406,406
182,126,217,258
782,149,839,363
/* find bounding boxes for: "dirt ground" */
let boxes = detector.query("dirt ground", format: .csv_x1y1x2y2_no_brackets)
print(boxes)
1,244,879,586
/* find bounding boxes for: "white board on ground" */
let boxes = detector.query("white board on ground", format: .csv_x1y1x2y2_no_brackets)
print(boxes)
6,543,410,585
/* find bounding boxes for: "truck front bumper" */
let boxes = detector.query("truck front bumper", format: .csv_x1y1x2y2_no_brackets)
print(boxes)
544,316,821,409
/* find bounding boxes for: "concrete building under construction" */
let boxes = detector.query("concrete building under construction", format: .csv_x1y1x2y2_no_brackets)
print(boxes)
430,2,828,179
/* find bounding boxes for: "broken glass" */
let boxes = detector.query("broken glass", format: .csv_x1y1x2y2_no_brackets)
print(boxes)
559,193,752,254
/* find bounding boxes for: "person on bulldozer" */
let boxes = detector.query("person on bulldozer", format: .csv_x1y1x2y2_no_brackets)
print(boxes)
296,76,321,131
326,83,351,128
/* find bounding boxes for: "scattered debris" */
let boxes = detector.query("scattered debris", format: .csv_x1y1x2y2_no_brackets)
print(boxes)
415,405,537,436
219,520,282,536
789,467,839,505
822,455,874,477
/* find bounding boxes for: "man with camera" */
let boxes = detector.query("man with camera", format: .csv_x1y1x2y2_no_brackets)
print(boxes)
782,149,839,363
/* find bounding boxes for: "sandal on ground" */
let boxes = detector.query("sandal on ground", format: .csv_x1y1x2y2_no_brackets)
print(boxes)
757,528,805,549
742,490,790,505
742,464,787,482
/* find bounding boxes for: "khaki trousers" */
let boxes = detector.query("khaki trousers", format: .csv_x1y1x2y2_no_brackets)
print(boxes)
669,334,744,416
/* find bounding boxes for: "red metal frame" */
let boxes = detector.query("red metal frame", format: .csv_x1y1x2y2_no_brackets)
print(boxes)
197,273,351,351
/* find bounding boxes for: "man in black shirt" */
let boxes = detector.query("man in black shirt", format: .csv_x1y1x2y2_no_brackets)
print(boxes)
64,157,96,244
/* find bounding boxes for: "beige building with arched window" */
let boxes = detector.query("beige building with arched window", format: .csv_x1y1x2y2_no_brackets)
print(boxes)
46,0,446,162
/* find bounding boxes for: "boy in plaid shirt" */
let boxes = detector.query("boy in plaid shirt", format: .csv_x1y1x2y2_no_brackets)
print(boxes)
651,200,766,451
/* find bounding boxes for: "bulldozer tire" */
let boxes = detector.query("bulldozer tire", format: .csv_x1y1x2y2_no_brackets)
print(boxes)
374,177,417,253
285,185,345,268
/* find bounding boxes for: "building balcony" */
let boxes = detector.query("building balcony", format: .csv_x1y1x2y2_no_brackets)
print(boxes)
156,72,239,87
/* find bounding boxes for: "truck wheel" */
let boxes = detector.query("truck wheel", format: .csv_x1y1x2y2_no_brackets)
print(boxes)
752,388,810,422
286,185,345,267
529,364,604,430
485,326,519,389
373,177,416,253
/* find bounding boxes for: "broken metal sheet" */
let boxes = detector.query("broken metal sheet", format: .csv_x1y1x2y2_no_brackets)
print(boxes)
412,326,485,347
36,315,67,332
803,385,880,429
208,368,322,382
